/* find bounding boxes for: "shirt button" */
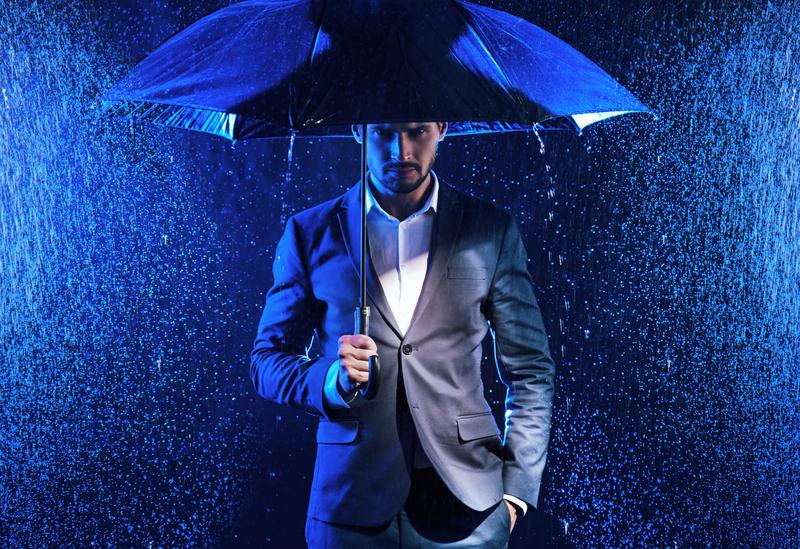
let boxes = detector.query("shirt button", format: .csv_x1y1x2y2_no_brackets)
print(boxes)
402,344,413,355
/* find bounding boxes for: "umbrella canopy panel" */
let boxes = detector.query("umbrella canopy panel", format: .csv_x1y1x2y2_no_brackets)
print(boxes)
103,0,650,140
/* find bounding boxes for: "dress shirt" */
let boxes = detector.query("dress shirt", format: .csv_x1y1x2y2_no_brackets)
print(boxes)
321,170,528,516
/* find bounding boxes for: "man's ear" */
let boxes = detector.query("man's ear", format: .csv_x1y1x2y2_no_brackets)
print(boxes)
351,124,363,144
437,121,448,142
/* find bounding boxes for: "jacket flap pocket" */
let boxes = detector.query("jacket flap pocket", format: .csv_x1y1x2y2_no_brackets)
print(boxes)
456,413,500,442
317,419,359,444
447,267,488,280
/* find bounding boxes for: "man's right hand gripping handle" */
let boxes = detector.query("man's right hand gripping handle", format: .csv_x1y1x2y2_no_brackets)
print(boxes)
334,334,378,403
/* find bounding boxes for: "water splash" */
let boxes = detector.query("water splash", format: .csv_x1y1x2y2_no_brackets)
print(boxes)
281,130,297,226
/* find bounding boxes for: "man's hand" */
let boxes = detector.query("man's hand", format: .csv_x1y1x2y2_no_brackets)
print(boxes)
505,501,518,533
337,334,377,394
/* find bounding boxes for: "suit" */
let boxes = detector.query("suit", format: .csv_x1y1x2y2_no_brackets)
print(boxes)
250,175,556,529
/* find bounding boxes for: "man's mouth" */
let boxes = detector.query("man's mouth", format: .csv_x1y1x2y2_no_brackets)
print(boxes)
388,165,418,174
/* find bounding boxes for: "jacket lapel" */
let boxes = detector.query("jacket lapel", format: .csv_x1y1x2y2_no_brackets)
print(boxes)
405,179,463,337
337,181,403,339
336,176,463,341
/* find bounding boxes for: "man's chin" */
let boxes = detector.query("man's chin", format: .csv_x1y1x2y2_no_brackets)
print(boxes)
384,171,428,193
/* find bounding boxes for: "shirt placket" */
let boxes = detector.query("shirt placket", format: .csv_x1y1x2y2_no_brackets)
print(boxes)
396,220,406,331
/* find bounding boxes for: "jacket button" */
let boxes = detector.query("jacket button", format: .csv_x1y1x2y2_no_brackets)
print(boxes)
402,344,413,355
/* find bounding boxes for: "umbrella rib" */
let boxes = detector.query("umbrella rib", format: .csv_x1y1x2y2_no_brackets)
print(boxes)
452,2,515,94
306,0,327,69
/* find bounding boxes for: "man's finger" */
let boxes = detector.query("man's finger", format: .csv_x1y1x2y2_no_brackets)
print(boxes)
340,358,370,374
352,334,377,352
338,344,374,362
346,347,377,361
352,369,369,383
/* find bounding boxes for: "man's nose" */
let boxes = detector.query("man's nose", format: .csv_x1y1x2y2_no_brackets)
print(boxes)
390,133,412,160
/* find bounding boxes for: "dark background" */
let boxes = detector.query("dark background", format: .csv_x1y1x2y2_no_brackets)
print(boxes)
1,0,797,546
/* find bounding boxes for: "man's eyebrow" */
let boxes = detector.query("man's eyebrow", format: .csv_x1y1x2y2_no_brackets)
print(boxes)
370,123,429,132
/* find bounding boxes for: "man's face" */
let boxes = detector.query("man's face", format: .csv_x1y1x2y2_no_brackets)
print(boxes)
353,122,447,195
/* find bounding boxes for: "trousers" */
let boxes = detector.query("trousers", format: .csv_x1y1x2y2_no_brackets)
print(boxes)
304,466,511,548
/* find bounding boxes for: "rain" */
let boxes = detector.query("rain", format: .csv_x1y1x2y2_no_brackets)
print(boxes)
1,0,797,546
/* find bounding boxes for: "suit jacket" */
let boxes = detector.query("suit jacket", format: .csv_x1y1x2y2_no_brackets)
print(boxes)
250,177,556,527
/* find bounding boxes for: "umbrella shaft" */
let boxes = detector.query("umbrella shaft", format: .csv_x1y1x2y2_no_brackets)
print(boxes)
360,123,368,311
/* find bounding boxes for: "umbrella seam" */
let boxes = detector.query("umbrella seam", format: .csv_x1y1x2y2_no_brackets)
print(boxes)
452,1,515,94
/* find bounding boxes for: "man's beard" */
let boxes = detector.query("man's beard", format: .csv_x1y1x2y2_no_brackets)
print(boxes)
399,166,431,194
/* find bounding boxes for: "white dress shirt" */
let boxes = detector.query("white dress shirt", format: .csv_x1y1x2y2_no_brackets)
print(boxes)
322,170,528,516
365,169,438,335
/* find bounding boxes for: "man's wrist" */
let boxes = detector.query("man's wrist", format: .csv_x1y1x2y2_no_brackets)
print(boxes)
336,377,358,403
323,359,352,409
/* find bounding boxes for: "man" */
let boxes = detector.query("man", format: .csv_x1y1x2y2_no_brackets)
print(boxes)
251,121,555,547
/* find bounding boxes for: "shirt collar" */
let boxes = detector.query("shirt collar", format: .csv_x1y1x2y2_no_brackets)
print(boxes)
365,170,439,222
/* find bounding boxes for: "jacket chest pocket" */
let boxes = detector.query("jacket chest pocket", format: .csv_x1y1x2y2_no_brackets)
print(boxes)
443,266,490,312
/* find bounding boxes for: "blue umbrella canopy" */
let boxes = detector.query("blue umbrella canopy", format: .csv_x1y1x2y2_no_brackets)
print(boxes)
103,0,651,140
102,0,652,400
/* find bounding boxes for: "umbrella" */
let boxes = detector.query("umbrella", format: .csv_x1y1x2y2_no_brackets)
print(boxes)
102,0,652,400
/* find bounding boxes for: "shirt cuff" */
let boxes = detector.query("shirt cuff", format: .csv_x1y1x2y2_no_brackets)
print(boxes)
503,494,528,516
323,359,357,408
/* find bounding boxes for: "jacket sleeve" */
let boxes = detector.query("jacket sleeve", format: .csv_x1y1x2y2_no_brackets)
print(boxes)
250,215,341,418
485,213,556,511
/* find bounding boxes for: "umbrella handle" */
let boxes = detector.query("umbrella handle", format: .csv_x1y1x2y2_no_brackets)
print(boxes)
354,306,380,400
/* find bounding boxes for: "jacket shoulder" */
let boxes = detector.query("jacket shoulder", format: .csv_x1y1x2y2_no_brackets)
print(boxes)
289,189,347,229
447,183,513,226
